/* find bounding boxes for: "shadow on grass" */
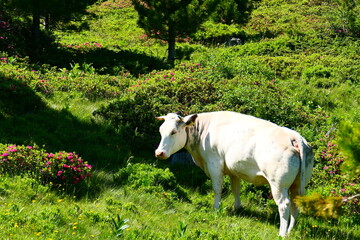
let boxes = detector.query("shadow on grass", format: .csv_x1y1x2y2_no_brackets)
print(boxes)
38,43,167,76
228,205,279,227
0,72,130,170
169,162,209,193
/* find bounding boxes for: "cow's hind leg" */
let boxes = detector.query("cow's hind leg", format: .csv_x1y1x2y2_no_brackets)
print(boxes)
288,183,301,234
271,186,291,237
230,175,241,210
288,200,299,235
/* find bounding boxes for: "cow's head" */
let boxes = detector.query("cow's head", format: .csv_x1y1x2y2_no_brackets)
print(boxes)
155,113,198,159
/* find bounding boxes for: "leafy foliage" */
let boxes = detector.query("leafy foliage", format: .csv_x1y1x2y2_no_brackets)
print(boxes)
93,63,222,143
109,214,129,238
0,58,131,100
0,144,92,188
328,0,360,37
295,194,343,219
210,0,254,25
337,121,360,177
114,163,189,200
192,21,246,44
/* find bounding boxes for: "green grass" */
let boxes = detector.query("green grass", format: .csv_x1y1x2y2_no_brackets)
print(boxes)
0,173,358,240
0,0,359,239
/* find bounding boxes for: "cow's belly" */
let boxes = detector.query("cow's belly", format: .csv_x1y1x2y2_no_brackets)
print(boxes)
237,173,268,185
225,159,269,185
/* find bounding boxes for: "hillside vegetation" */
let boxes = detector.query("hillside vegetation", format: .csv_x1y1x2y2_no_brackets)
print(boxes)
0,0,359,239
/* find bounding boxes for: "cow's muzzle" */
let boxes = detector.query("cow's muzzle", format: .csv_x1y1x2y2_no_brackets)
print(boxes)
155,149,168,159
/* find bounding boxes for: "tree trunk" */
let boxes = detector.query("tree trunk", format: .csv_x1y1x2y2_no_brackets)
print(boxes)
31,7,41,61
167,24,176,67
44,13,51,31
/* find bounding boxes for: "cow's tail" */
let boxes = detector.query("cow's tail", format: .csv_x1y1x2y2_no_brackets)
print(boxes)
294,135,312,196
298,138,306,196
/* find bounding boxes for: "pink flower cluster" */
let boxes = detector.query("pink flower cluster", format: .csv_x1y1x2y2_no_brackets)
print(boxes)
1,145,17,155
42,151,92,185
0,21,7,28
36,79,50,94
320,139,344,175
0,144,93,187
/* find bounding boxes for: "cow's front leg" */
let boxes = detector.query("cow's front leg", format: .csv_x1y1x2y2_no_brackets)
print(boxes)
207,160,224,209
230,175,241,210
212,176,223,209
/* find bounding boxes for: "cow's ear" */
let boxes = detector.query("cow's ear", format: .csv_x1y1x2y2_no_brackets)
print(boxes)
184,114,198,126
155,116,166,121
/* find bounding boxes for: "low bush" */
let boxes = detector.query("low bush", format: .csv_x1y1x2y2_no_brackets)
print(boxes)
0,58,131,100
0,65,46,115
307,133,359,224
114,163,189,200
93,63,222,143
338,121,360,177
219,76,327,128
0,144,92,188
192,21,246,45
259,53,360,85
0,145,43,177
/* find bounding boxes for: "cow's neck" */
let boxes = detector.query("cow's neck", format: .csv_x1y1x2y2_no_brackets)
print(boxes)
184,124,198,152
184,122,206,170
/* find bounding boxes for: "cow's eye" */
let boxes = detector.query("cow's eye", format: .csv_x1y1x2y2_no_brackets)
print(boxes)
171,130,177,135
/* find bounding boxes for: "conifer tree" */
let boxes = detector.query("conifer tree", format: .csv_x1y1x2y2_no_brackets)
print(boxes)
211,0,253,25
132,0,218,66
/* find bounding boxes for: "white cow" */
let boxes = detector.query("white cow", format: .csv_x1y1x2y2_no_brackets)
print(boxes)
155,111,314,237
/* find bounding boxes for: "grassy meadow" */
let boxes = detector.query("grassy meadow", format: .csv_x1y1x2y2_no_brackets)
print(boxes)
0,0,359,239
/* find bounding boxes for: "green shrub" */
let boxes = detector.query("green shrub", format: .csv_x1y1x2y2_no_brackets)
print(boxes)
243,0,332,40
0,145,44,177
327,0,360,37
0,59,131,100
94,63,222,142
337,121,360,178
235,37,298,56
0,144,92,188
114,163,188,200
259,53,360,84
219,76,324,128
193,21,246,44
309,133,359,223
295,194,343,219
194,51,275,79
196,52,327,128
0,67,46,115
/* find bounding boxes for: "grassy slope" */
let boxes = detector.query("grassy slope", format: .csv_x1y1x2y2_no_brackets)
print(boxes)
0,0,359,239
